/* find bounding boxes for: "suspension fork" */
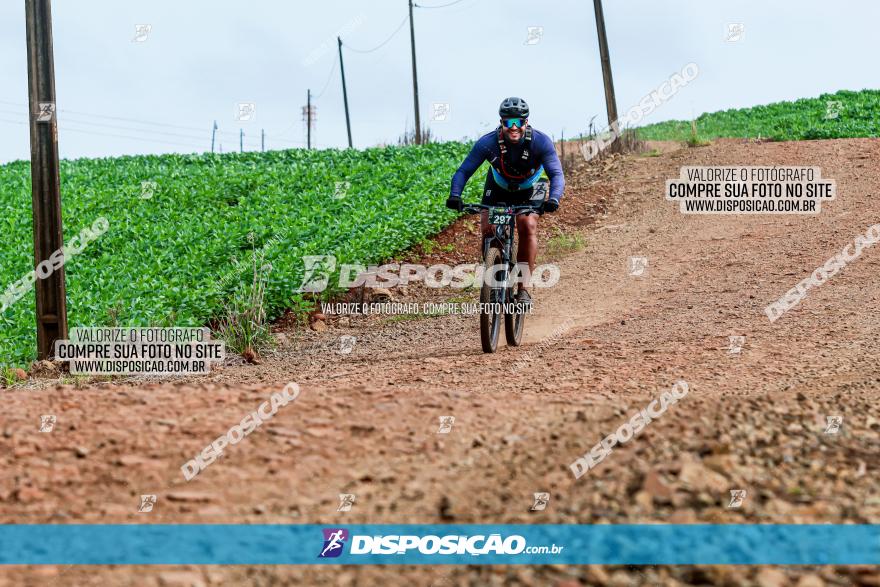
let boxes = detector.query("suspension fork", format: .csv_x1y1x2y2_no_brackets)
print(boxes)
497,224,513,297
505,221,519,299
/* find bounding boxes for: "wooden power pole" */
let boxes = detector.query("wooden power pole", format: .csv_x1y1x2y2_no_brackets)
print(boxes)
408,0,422,144
25,0,67,360
592,0,620,151
337,37,353,148
560,129,566,173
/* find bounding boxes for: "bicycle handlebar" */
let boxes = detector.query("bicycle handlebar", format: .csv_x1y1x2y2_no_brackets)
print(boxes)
461,203,543,216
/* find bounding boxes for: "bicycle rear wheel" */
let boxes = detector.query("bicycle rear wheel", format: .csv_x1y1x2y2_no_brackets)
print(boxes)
480,246,504,353
504,287,525,346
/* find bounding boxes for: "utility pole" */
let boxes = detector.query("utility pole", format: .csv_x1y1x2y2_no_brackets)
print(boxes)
25,0,67,360
560,129,566,173
211,120,217,153
239,129,243,153
302,97,316,149
593,0,620,152
261,128,265,152
408,0,422,144
337,37,352,148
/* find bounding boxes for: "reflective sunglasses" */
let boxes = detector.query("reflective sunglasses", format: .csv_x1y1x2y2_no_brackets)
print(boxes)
502,117,527,129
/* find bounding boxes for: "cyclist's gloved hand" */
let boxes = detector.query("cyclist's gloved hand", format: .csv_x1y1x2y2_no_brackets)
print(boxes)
542,199,560,214
446,195,464,211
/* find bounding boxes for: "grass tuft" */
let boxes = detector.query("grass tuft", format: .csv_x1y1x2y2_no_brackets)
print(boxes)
214,247,274,361
545,230,586,258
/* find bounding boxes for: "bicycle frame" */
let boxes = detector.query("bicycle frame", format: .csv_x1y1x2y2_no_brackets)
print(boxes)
464,203,542,298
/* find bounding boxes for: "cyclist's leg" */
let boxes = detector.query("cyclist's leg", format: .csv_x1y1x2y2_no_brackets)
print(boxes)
515,213,538,295
514,181,546,295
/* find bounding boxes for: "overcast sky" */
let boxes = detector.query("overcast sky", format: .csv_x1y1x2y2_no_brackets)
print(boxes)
0,0,877,163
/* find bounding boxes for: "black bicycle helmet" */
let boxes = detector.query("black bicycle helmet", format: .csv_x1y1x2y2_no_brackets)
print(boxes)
499,97,529,119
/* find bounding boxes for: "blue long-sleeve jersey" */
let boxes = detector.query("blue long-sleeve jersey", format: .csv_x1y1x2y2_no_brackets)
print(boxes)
450,127,565,202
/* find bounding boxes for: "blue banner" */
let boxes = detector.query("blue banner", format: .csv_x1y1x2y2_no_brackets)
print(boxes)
0,524,877,565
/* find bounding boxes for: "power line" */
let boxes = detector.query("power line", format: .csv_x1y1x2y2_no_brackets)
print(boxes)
0,104,295,148
342,15,408,54
0,117,261,150
57,125,213,149
0,99,218,134
314,53,338,99
0,121,203,152
0,116,328,151
0,99,247,138
0,99,341,149
263,135,331,149
0,108,215,143
414,0,470,9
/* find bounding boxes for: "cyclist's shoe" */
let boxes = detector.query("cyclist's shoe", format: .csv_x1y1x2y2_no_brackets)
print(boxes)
516,290,532,310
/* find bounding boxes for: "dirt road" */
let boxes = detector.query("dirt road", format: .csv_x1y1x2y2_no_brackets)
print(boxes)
3,138,880,586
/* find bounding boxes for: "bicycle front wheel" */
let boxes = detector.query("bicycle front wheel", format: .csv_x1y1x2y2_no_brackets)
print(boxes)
480,246,504,353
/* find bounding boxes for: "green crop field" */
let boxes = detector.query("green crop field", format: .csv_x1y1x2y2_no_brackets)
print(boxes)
636,89,880,142
0,143,478,369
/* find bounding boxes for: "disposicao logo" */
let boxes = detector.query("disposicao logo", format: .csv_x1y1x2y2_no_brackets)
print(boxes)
317,528,561,558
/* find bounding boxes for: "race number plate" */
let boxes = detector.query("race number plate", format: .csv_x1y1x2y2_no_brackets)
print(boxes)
489,209,512,225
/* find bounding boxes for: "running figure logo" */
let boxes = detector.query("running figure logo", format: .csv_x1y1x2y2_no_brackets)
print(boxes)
728,489,747,508
628,256,648,277
531,492,550,511
36,102,55,123
333,181,350,200
725,23,745,43
296,255,337,293
132,24,152,43
140,180,157,200
431,103,451,122
437,416,455,434
337,493,356,512
825,100,843,120
825,416,843,434
338,335,356,355
318,528,349,558
524,26,544,45
235,102,256,122
728,335,745,354
138,495,157,513
39,414,57,432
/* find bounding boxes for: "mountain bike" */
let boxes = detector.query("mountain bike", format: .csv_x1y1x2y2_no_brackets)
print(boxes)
462,202,543,353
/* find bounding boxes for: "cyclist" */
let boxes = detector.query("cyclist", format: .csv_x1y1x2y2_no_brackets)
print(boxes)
446,97,565,308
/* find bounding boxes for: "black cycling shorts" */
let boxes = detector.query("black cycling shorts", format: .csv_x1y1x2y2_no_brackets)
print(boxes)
481,173,549,206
